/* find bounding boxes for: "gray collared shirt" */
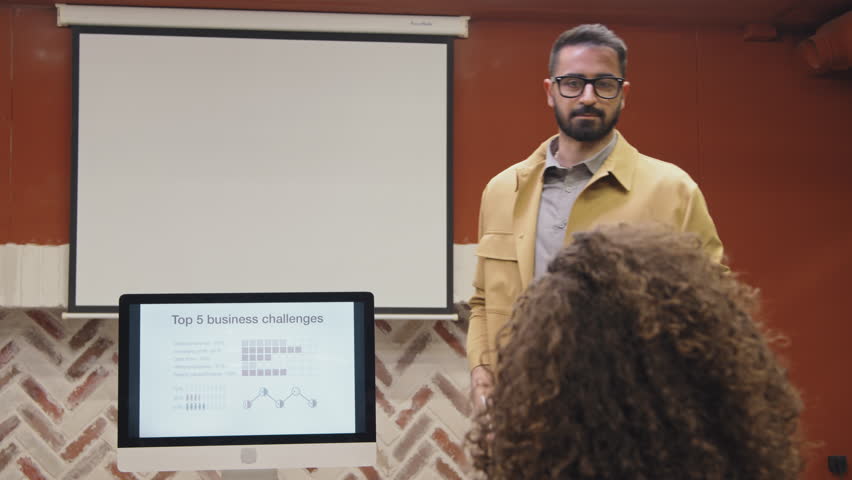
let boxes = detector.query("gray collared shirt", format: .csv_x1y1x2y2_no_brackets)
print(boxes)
534,134,617,278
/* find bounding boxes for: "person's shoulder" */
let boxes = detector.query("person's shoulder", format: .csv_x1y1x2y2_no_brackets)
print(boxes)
639,154,694,180
483,164,520,195
632,149,699,189
483,136,553,193
609,134,700,193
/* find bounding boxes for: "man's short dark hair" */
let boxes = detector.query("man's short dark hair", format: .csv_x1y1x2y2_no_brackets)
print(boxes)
549,24,628,77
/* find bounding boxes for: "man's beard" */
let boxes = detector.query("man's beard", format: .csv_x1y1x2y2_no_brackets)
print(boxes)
555,104,621,142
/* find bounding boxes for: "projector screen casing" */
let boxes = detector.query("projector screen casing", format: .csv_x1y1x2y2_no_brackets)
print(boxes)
70,27,452,314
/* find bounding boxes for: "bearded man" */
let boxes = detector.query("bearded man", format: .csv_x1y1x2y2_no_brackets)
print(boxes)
466,24,724,410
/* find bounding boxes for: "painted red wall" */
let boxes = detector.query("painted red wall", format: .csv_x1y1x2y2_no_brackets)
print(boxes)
1,6,70,245
3,5,851,477
0,8,11,243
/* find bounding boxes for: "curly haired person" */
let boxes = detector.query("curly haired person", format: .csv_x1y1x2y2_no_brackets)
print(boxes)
468,224,803,480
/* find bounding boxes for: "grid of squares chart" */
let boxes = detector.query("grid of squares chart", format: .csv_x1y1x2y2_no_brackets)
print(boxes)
241,339,304,377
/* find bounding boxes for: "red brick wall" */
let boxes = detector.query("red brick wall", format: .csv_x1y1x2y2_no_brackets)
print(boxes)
0,309,473,479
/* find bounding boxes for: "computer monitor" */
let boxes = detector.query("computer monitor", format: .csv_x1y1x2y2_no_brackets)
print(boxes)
117,292,376,472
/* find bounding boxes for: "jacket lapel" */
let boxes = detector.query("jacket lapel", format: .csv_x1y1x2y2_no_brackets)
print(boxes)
512,144,548,290
564,132,638,238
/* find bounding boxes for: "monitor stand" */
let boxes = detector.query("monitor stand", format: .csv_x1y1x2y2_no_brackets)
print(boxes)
221,470,277,480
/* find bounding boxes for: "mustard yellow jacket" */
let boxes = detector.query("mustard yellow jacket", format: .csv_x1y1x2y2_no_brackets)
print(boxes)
466,132,723,370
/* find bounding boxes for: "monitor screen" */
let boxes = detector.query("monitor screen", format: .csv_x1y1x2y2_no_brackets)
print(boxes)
117,292,376,472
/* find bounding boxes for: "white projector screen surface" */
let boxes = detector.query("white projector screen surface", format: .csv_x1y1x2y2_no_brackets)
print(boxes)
72,29,451,312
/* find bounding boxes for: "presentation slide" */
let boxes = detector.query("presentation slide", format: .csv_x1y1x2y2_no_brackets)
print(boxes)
137,302,356,438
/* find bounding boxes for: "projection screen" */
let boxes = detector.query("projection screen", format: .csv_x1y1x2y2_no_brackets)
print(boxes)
70,27,452,314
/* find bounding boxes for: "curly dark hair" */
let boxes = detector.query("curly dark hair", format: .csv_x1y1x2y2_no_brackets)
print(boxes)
468,224,803,480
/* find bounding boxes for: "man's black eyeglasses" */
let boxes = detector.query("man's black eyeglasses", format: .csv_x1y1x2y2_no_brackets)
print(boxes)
551,75,625,99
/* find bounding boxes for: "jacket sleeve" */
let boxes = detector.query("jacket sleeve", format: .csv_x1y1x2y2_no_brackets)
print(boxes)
466,187,489,371
682,185,724,264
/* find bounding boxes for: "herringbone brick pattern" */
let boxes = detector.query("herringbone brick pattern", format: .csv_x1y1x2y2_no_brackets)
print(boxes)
0,308,475,479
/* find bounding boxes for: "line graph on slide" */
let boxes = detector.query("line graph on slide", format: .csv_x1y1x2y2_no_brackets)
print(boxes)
243,386,318,409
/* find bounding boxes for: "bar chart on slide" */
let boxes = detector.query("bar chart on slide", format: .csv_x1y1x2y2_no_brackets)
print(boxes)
241,339,316,377
170,338,316,379
168,337,319,413
172,384,226,412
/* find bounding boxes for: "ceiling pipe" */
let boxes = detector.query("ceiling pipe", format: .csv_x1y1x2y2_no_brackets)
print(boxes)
798,10,852,73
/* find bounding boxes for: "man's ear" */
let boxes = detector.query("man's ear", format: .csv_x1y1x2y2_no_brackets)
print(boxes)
544,78,555,108
620,81,631,109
